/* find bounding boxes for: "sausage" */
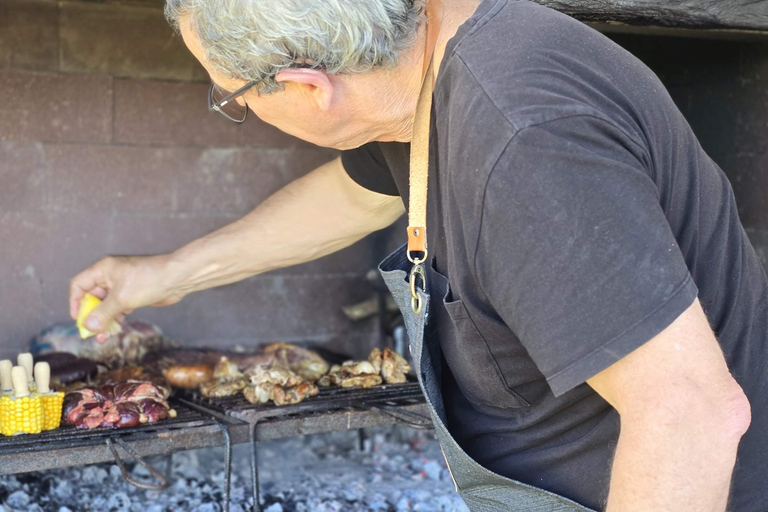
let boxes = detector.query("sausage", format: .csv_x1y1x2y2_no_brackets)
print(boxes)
34,352,79,372
162,364,213,389
52,359,98,384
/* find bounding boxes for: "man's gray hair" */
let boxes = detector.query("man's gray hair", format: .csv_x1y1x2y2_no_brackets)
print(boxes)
166,0,423,94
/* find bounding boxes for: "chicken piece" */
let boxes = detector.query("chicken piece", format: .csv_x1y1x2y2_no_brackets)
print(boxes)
318,363,382,388
198,357,248,398
261,342,329,382
281,383,319,405
200,376,248,398
247,364,304,388
243,381,319,406
242,361,318,406
341,360,378,375
243,382,283,405
338,373,382,388
368,348,383,374
212,357,242,379
380,348,411,384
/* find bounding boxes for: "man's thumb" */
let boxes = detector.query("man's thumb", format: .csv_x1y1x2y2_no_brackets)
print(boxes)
85,297,122,332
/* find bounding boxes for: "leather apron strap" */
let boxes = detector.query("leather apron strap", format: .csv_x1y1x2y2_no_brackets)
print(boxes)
407,4,440,314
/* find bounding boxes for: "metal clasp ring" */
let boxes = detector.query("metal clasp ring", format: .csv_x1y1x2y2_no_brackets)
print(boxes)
409,264,426,314
407,248,428,265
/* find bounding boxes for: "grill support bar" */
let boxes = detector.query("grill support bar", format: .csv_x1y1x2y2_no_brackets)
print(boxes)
107,436,170,490
250,424,261,512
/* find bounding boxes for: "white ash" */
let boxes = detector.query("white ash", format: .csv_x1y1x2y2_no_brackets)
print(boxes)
0,426,468,512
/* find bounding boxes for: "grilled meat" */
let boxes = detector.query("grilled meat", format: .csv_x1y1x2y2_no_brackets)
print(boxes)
261,343,328,382
243,381,319,406
379,348,411,384
242,361,319,406
318,363,382,388
162,364,213,389
62,381,173,430
33,321,175,370
318,348,409,388
198,357,249,398
200,376,249,398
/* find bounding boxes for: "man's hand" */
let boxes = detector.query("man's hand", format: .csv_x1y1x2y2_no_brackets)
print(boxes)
588,298,750,512
68,157,404,342
69,254,183,342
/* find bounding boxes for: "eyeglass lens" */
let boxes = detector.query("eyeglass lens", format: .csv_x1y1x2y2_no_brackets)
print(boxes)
210,83,247,122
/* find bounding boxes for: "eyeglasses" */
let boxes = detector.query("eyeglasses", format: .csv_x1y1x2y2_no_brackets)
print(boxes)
208,81,258,123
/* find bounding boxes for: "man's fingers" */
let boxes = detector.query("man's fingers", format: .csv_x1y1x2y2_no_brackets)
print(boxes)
84,295,124,333
69,267,107,319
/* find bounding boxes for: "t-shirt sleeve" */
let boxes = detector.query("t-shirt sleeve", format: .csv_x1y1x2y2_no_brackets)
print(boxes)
475,115,698,397
341,143,400,196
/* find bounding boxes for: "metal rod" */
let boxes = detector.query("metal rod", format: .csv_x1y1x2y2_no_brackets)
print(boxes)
106,437,170,490
362,403,433,429
250,423,262,512
217,422,233,512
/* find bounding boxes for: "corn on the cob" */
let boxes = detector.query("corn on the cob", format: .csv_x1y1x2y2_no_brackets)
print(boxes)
18,353,36,392
0,366,42,436
34,362,63,430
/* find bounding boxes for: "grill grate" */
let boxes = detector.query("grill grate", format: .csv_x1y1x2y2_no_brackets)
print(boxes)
183,381,427,424
0,401,215,456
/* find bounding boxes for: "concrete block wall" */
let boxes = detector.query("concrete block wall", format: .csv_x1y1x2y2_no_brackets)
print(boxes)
0,0,389,359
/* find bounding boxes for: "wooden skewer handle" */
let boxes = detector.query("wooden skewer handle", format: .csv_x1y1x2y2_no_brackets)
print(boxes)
11,366,29,397
18,353,34,382
34,362,51,394
0,360,12,392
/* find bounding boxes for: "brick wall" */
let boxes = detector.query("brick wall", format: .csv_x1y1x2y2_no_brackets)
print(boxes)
0,0,389,360
0,2,766,361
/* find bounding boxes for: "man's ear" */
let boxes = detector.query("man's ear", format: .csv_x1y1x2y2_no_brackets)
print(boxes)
275,68,335,111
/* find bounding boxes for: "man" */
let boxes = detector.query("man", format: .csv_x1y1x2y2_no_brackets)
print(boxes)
69,0,766,510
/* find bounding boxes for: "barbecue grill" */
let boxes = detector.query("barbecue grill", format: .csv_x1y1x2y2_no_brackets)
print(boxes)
0,380,431,512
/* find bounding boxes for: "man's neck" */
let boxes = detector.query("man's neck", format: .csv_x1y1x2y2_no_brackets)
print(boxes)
374,0,481,143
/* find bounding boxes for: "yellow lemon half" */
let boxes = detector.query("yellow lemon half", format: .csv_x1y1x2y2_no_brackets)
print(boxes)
76,293,122,339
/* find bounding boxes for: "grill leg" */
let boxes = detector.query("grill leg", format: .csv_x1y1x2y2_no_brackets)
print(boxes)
358,428,367,452
164,451,174,480
216,422,232,512
250,424,262,512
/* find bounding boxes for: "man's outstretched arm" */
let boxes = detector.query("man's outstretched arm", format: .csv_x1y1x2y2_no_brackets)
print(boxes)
69,156,404,337
588,298,751,512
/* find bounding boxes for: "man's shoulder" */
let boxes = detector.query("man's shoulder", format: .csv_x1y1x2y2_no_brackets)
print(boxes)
439,0,655,134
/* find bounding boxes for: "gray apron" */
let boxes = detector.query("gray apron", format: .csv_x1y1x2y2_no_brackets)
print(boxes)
380,244,595,512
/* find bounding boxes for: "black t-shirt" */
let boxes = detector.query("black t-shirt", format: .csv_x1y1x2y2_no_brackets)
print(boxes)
342,1,768,510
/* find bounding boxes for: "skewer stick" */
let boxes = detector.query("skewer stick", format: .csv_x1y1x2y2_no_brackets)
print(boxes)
17,354,34,384
11,366,30,398
0,360,12,392
34,362,51,394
